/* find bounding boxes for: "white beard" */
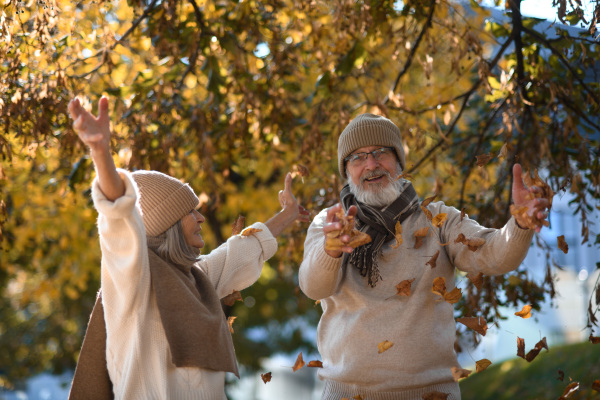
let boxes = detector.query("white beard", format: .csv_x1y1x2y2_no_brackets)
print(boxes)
347,164,404,208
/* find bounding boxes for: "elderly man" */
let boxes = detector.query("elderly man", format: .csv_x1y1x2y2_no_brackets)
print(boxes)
299,114,550,400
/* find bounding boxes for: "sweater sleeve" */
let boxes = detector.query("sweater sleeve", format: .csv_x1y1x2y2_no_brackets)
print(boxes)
197,222,277,299
92,169,150,316
433,202,535,276
298,209,344,301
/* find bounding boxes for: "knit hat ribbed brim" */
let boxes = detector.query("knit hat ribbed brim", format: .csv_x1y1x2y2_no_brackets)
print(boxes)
132,170,200,237
338,113,405,179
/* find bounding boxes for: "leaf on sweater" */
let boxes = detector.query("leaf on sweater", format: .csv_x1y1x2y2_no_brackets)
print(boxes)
557,235,568,254
432,213,447,228
387,278,416,299
432,277,462,304
223,290,243,307
414,226,429,249
475,153,493,167
227,316,236,334
261,372,272,384
475,359,492,372
292,352,305,372
391,221,403,249
307,360,323,368
514,304,532,319
558,382,580,399
454,233,486,251
517,337,526,359
592,380,600,392
460,207,466,222
525,337,548,362
451,366,472,381
420,195,437,221
231,214,245,235
456,316,488,336
378,340,394,354
426,250,440,268
466,272,484,290
432,277,447,297
325,208,372,251
510,169,554,230
589,334,600,344
241,227,263,236
422,391,449,400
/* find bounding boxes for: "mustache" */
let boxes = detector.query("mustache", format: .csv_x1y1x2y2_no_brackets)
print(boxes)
360,169,392,184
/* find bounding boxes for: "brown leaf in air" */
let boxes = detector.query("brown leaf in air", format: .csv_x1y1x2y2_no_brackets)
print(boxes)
292,352,305,372
515,305,532,319
557,370,564,381
525,337,549,362
432,277,461,304
432,213,447,228
558,382,580,399
231,215,245,235
498,143,508,159
454,233,486,251
241,227,263,236
261,372,272,384
589,334,600,344
391,221,403,249
223,290,243,307
517,337,526,359
296,164,309,177
378,340,394,354
325,208,372,251
557,235,568,254
451,366,472,382
466,272,484,290
307,360,323,368
475,153,493,167
592,380,600,392
387,278,416,299
421,195,437,221
426,251,440,268
443,287,462,304
414,226,429,249
457,316,488,336
227,316,237,334
475,359,492,373
422,391,449,400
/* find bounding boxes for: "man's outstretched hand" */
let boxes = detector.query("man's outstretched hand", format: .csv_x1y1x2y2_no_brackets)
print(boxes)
511,163,553,232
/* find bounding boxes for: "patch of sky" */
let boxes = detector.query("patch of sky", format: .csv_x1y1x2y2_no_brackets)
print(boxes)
254,42,270,58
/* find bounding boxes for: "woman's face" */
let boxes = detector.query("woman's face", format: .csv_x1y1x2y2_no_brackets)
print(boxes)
181,209,206,249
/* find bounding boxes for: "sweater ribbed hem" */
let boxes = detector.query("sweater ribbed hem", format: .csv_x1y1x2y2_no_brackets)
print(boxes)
321,380,461,400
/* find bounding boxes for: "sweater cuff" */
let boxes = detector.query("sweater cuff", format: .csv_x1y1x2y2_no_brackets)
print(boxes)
244,222,278,261
313,239,344,272
92,169,138,219
507,217,535,243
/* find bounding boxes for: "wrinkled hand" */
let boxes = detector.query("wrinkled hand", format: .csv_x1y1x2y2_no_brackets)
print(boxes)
323,203,358,258
68,96,111,153
279,173,310,224
512,163,551,232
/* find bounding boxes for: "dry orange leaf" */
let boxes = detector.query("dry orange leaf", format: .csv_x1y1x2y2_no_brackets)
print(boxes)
426,250,440,268
325,208,372,251
475,359,492,373
307,360,323,368
387,278,416,299
457,316,488,336
414,226,429,249
292,352,305,372
432,277,447,297
422,391,449,400
421,195,437,221
391,221,403,249
261,372,272,384
515,304,533,319
451,366,472,382
378,340,394,354
559,382,580,399
557,235,568,254
592,380,600,392
443,287,462,304
227,316,236,334
466,272,484,290
231,215,245,236
589,334,600,344
241,227,263,236
223,290,243,307
454,233,486,251
432,277,461,304
460,208,466,222
510,169,554,230
432,213,447,228
517,337,526,359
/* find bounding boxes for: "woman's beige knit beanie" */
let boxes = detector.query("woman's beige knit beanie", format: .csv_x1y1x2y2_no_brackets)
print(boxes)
337,113,405,179
132,170,199,237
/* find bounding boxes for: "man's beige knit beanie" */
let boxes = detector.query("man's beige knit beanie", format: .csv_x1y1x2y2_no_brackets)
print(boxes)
132,170,200,237
338,113,405,179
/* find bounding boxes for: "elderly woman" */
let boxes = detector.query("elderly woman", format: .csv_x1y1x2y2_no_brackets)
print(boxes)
67,96,309,400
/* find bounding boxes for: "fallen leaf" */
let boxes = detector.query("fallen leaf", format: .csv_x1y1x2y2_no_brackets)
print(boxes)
466,272,484,290
422,391,449,400
387,278,416,299
557,235,568,254
325,208,372,251
450,366,472,381
592,380,600,392
426,250,440,268
475,153,493,167
241,227,263,236
525,337,548,362
432,213,447,228
454,233,486,251
414,226,430,249
227,316,236,334
223,290,243,307
261,372,272,383
517,337,526,359
557,370,564,381
391,221,403,249
457,316,488,336
378,340,394,354
292,352,305,372
589,334,600,344
515,305,533,319
231,215,246,236
475,359,492,372
307,360,323,368
558,382,580,399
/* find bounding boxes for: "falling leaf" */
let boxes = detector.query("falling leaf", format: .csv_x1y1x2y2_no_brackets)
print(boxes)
451,366,472,381
387,278,416,299
525,337,548,362
292,352,305,372
589,334,600,344
498,143,508,159
414,226,429,249
557,235,568,254
557,370,564,381
391,221,403,249
432,277,461,304
443,287,462,304
314,300,321,307
457,316,488,336
475,153,493,167
475,359,492,373
396,171,414,180
231,215,245,235
325,208,372,251
426,251,440,268
421,195,437,221
432,213,447,228
307,360,323,368
515,304,532,319
592,380,600,392
466,272,484,290
378,340,394,354
261,372,272,384
227,316,237,334
454,233,486,251
558,382,580,399
517,337,526,359
241,227,263,236
223,290,243,307
296,164,309,177
422,391,449,400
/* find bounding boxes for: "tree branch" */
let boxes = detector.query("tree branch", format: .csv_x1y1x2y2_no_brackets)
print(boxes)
509,0,530,103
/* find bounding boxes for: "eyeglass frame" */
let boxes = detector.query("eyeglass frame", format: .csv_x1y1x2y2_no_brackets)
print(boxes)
344,147,397,166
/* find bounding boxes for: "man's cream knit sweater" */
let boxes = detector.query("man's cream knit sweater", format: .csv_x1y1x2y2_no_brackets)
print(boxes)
299,201,534,400
92,170,277,400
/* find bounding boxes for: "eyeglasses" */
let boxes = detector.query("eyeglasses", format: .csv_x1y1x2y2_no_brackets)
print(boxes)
344,147,395,165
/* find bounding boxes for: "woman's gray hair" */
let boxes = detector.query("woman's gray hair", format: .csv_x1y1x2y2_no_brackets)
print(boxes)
147,219,200,266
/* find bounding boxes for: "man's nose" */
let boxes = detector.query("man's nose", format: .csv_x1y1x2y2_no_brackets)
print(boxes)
364,154,379,169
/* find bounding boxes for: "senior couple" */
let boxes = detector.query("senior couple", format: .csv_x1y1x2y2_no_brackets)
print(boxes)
68,97,549,400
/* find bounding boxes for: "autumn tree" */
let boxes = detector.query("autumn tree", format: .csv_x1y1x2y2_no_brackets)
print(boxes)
1,0,599,386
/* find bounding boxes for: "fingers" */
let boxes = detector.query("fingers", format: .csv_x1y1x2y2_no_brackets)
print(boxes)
326,203,343,223
98,96,109,123
347,205,358,217
512,163,526,193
